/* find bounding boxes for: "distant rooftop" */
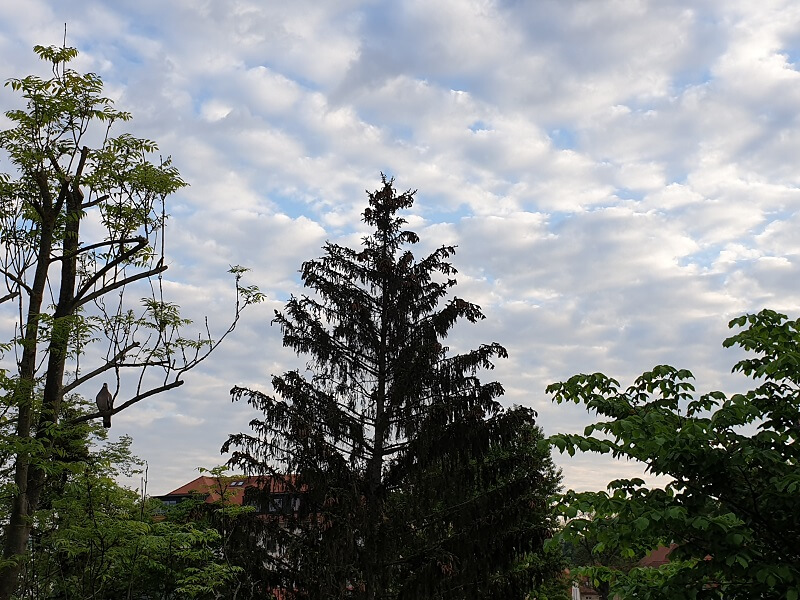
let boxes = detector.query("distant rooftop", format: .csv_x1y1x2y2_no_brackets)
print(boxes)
159,474,299,505
638,543,678,568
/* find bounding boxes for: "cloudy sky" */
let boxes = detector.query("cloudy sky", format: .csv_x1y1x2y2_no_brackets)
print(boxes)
1,0,799,495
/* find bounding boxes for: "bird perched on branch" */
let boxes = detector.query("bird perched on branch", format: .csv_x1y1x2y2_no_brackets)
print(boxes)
96,383,113,428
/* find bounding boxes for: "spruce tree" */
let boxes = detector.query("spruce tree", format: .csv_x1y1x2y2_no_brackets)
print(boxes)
224,177,561,599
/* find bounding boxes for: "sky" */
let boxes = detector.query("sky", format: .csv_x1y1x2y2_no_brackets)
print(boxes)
1,0,799,495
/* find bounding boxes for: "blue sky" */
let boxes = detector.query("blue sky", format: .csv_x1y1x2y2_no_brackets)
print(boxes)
1,0,799,494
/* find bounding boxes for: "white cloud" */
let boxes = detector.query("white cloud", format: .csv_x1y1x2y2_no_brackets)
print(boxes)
1,0,798,495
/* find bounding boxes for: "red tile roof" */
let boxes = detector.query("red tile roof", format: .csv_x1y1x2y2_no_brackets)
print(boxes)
639,543,678,568
162,474,298,505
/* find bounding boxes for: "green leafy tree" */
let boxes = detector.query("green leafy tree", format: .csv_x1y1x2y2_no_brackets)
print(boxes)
548,309,800,599
0,44,261,596
22,429,240,599
189,466,271,599
557,514,644,600
224,177,561,599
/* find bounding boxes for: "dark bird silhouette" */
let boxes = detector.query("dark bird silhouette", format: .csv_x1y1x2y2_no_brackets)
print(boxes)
95,383,113,428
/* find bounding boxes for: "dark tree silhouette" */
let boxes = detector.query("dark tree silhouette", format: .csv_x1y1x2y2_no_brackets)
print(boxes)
224,177,561,599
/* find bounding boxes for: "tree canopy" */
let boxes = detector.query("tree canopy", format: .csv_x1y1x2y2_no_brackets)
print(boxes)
549,309,800,600
18,429,243,599
224,177,562,599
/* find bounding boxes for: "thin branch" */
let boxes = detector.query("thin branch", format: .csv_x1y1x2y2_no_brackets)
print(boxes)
0,291,20,305
71,236,149,303
75,261,168,309
382,441,408,455
51,236,147,263
171,298,244,379
0,269,33,296
68,379,184,425
62,342,140,393
80,193,110,210
45,148,67,181
73,146,89,183
116,360,171,369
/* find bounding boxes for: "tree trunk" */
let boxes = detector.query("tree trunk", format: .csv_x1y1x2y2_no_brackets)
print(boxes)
0,213,55,599
0,177,80,599
364,240,391,600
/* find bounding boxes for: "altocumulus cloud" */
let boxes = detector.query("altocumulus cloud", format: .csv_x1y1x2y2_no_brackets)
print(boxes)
0,0,799,493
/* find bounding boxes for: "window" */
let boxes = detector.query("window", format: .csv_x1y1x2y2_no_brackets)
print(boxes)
268,495,285,513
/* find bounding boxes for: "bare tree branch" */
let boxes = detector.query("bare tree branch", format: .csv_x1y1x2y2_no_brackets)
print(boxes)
68,379,184,425
80,193,110,210
171,300,244,379
45,148,67,180
73,146,89,184
0,269,32,297
76,262,168,309
62,342,140,394
71,236,148,302
0,291,20,305
51,236,149,263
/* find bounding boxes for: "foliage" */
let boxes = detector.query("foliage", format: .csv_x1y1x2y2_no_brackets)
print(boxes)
19,430,240,599
548,309,800,599
0,43,261,596
189,465,272,599
224,177,562,599
556,514,647,600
